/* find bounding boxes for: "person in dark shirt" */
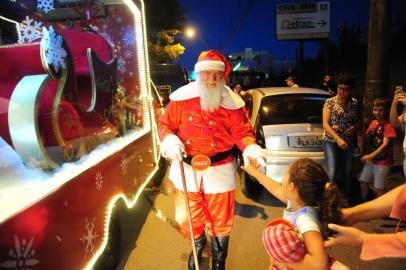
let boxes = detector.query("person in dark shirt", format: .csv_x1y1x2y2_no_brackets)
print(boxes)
319,75,337,95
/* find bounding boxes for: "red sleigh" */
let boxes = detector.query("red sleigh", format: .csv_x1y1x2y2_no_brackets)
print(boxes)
0,26,119,169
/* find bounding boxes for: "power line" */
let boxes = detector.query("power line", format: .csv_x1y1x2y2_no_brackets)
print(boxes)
221,0,254,51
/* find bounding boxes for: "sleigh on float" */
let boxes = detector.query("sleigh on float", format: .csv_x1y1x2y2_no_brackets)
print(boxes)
0,0,164,269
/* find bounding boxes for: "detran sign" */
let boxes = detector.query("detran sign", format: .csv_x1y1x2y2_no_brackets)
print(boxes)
276,1,330,40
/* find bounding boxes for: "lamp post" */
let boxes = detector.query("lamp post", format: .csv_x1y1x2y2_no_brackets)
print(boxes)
184,26,208,48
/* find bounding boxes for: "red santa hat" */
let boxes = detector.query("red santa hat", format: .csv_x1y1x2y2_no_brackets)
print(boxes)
262,218,307,263
194,49,232,79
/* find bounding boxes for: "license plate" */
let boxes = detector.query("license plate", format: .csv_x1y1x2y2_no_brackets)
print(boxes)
289,136,323,148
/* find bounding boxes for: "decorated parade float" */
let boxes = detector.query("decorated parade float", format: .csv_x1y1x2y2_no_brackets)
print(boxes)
0,0,163,269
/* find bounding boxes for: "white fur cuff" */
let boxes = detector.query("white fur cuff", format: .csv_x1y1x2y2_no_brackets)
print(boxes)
243,144,266,168
194,60,225,73
243,144,264,159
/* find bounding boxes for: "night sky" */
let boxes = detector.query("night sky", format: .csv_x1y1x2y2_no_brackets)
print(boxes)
176,0,402,71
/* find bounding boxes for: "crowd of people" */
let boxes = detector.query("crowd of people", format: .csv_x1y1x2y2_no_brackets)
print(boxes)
158,49,405,270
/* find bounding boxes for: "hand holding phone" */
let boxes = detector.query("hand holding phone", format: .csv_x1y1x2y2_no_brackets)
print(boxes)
395,85,403,95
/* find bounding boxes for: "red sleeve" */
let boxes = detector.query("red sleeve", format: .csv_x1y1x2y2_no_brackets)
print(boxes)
157,101,181,141
361,232,406,260
228,108,256,151
384,122,396,138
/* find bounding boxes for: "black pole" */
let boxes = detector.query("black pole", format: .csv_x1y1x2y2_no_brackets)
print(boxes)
364,0,391,123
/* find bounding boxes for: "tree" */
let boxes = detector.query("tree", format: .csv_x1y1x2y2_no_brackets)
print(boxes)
148,29,185,63
143,0,186,64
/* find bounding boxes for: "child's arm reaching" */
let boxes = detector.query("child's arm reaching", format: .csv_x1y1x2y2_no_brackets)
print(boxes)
241,158,287,204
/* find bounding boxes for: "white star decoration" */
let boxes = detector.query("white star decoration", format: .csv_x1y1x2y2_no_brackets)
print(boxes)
42,26,67,73
37,0,55,13
0,235,39,269
121,153,128,175
79,217,98,259
18,16,42,43
95,171,103,190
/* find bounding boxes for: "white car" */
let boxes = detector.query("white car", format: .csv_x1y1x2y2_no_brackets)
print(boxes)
240,87,332,197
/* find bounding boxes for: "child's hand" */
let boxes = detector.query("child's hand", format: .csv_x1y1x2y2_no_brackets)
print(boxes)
240,157,260,177
337,138,348,149
361,154,372,162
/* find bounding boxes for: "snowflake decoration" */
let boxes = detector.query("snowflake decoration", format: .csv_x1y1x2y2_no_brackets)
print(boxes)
0,235,39,269
122,26,135,48
79,217,99,259
37,0,55,13
95,171,103,190
117,57,126,74
42,26,67,73
124,50,133,59
18,16,42,43
120,154,128,175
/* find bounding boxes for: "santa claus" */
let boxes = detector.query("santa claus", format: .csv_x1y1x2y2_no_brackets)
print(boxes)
158,49,265,270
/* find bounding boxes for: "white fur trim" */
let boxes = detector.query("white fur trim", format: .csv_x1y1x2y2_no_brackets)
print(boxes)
243,144,266,168
194,60,225,73
243,144,264,159
170,81,199,101
169,82,245,109
221,86,245,109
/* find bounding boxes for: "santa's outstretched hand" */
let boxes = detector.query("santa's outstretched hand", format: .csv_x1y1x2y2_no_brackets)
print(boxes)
160,135,186,161
243,144,266,172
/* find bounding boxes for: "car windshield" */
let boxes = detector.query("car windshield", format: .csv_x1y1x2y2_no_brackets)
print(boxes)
259,94,328,125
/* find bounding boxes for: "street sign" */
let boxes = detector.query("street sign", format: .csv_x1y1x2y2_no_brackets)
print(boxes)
276,1,330,40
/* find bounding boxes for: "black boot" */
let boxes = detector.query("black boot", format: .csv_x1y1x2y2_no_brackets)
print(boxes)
211,236,229,270
188,233,207,270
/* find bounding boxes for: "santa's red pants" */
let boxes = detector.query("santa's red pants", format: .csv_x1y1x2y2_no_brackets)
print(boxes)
174,188,235,240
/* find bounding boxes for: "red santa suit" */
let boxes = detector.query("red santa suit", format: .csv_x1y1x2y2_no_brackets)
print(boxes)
158,81,258,238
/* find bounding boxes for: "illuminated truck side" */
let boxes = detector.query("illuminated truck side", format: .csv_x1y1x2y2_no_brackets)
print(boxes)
0,0,162,269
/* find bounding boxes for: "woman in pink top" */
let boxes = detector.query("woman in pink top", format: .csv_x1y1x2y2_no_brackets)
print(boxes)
325,184,406,260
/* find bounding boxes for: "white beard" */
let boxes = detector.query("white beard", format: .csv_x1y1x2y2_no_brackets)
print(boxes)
197,78,225,112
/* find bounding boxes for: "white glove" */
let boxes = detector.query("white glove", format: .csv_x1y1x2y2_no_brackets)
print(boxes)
243,144,266,169
160,135,186,161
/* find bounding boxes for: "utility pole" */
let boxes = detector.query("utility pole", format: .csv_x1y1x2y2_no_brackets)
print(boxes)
364,0,391,123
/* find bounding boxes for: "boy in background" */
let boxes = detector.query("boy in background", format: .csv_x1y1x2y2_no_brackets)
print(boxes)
359,98,396,200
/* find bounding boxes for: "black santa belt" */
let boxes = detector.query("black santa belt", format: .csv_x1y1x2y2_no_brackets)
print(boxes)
184,149,233,166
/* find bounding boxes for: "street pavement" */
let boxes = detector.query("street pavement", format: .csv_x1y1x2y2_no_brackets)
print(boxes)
118,170,406,270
